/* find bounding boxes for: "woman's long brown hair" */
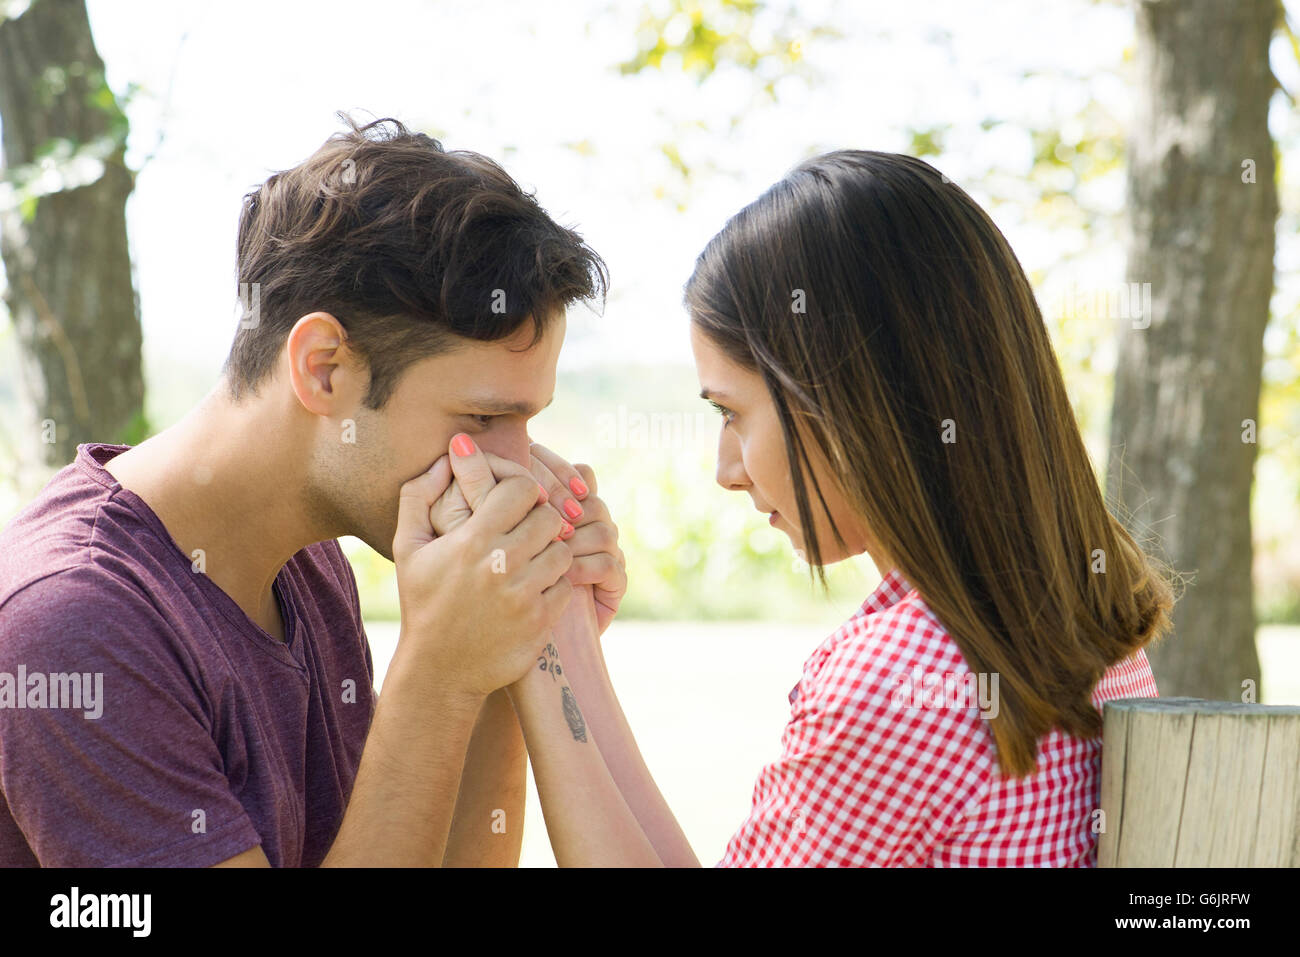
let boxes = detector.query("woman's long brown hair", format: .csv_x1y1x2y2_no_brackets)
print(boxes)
685,151,1177,777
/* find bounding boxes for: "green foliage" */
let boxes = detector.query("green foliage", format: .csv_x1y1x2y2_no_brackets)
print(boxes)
617,0,842,145
341,538,402,621
619,0,833,90
112,408,153,447
907,126,948,158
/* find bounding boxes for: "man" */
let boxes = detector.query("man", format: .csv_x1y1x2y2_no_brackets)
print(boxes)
0,115,626,866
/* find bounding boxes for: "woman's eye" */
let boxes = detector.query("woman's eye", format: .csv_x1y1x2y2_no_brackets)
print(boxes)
707,400,735,424
469,414,495,428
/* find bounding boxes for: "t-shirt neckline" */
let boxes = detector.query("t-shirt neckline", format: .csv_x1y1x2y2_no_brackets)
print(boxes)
75,442,303,667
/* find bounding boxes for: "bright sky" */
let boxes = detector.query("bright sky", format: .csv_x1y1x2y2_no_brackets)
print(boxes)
73,0,1147,389
0,0,1294,416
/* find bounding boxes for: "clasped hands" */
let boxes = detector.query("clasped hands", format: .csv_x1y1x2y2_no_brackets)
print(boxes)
391,432,626,704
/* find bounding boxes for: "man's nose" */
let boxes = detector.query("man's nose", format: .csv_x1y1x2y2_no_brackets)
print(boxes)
476,424,533,471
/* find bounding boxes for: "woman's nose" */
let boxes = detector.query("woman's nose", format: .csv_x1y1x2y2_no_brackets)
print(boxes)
715,427,748,491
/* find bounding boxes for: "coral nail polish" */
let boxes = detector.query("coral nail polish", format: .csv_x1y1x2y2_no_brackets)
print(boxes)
451,434,475,457
569,476,589,497
559,521,574,539
562,499,583,520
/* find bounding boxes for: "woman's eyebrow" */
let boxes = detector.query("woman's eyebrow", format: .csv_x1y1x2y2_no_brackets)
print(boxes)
699,388,731,401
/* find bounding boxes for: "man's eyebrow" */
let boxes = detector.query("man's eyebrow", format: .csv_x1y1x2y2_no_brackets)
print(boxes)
459,395,555,416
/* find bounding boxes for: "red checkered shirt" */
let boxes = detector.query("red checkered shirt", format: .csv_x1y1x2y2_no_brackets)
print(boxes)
717,567,1159,867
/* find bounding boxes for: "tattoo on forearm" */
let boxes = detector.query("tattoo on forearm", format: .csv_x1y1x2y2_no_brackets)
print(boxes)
537,642,586,742
561,686,587,743
537,642,562,681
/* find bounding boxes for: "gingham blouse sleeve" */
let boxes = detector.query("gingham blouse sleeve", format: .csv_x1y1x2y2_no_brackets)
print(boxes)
716,605,993,866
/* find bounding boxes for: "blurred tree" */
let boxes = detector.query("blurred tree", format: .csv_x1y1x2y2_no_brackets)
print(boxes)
1107,0,1281,697
0,0,145,469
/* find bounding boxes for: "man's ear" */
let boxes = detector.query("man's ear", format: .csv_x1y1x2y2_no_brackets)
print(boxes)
285,312,361,415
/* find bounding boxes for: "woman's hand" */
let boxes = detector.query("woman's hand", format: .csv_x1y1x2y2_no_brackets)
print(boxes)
426,439,626,639
526,443,627,637
395,436,572,699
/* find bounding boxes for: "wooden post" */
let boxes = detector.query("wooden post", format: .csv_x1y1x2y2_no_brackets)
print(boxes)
1099,697,1300,866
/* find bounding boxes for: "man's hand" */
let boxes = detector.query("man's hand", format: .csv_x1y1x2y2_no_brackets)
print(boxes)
393,434,573,699
427,440,627,637
526,443,627,636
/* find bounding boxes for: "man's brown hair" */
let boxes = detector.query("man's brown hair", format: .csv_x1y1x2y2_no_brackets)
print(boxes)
224,113,607,408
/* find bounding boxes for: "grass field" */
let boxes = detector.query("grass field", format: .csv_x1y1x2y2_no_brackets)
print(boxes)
364,619,1300,867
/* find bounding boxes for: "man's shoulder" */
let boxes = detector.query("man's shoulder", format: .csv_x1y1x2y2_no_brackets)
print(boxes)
0,465,101,607
0,568,198,724
0,445,179,604
286,538,359,606
0,562,174,650
293,537,349,574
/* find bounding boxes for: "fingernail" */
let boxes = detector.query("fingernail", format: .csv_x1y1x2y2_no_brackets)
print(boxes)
559,520,574,539
537,482,549,505
451,433,475,457
569,476,588,497
562,499,583,520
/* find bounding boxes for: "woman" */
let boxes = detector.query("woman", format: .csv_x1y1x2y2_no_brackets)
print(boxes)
501,150,1176,867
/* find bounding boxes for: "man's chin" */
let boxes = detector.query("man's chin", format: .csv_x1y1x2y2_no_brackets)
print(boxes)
343,522,395,563
369,528,396,563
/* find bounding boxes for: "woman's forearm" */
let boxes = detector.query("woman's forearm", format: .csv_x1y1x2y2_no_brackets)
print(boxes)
555,632,702,867
508,642,663,867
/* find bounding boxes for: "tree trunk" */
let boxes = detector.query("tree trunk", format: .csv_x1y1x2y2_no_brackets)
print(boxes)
0,0,143,470
1107,0,1279,699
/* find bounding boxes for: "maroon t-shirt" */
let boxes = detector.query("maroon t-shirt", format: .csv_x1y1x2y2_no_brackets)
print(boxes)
0,443,375,866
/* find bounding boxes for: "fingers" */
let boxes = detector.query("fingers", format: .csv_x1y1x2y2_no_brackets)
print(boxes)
573,463,596,497
564,550,621,587
526,538,574,592
537,572,576,624
447,435,549,537
562,516,618,559
470,474,556,537
529,442,592,500
527,443,593,527
430,435,532,537
427,476,470,538
527,459,583,533
503,497,568,559
479,450,538,484
448,433,499,511
393,457,455,562
456,442,589,535
478,450,570,533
